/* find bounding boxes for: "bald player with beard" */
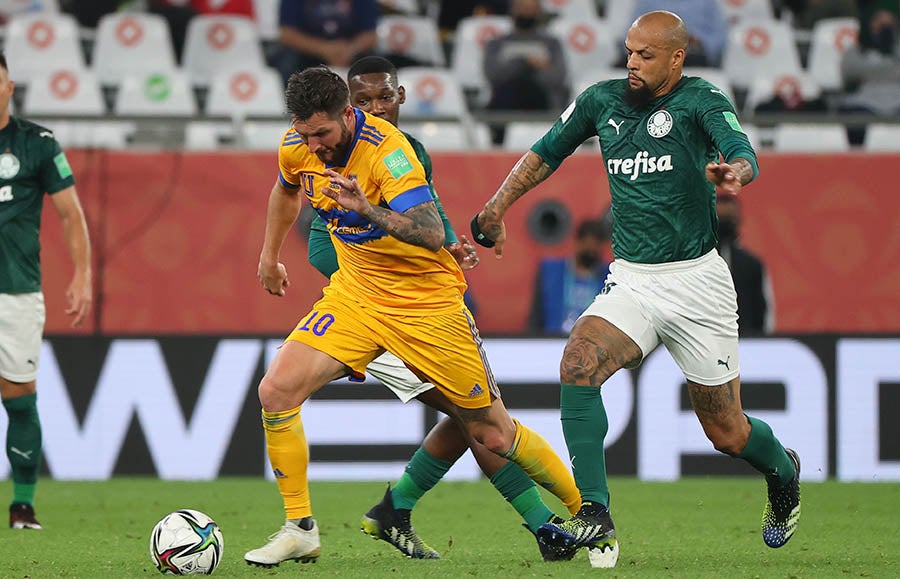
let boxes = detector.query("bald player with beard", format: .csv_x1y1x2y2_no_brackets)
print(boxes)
471,11,801,567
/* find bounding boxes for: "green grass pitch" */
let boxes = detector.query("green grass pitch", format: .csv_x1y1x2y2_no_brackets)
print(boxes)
1,477,897,578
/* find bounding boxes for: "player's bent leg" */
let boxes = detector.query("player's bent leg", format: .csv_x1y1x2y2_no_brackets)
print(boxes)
247,341,346,566
688,378,800,548
2,378,43,531
361,484,440,559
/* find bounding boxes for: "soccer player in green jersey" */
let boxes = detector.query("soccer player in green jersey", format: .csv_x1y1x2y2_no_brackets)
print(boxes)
472,11,801,567
0,52,92,530
302,56,578,562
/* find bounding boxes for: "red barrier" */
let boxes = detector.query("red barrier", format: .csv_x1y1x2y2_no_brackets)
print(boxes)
39,150,900,334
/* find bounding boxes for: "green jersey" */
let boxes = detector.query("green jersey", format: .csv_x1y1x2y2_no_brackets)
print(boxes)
0,117,76,293
533,76,758,264
309,130,457,278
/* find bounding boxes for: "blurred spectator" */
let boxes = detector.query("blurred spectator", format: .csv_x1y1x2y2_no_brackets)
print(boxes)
437,0,508,42
629,0,728,66
483,0,568,145
716,193,774,335
529,218,612,335
272,0,379,84
839,0,900,119
781,0,857,30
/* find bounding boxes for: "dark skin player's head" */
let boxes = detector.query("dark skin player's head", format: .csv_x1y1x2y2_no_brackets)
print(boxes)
347,56,405,128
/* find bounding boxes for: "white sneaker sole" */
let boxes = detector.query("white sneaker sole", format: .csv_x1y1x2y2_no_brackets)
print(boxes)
587,541,619,568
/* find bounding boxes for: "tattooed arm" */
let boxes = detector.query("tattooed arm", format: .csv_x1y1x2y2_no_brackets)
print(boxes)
706,157,754,195
322,169,444,251
473,150,555,257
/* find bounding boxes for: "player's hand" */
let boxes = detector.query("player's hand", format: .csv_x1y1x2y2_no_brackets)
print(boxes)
705,161,742,196
446,235,480,271
258,261,290,297
471,208,507,259
65,273,92,327
322,170,370,214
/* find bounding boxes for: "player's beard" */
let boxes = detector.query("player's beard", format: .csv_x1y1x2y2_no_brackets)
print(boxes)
623,80,655,110
316,121,354,165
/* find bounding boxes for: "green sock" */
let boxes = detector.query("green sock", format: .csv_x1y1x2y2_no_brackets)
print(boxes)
4,394,42,505
391,446,452,511
490,462,554,532
560,384,609,507
739,416,795,484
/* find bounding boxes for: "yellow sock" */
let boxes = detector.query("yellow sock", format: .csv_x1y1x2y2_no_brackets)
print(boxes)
505,419,581,515
262,406,311,519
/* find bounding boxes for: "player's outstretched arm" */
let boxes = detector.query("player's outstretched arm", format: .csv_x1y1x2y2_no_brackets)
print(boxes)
705,157,754,195
258,179,302,296
322,169,444,251
472,150,554,258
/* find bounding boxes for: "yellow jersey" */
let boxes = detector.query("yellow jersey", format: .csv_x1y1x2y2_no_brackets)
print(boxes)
278,109,467,315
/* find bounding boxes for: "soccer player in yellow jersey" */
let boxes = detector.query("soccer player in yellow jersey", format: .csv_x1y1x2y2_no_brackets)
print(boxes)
243,66,580,567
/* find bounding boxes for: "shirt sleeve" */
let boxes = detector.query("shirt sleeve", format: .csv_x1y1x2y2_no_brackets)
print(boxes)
531,86,601,170
39,137,76,194
699,91,760,181
374,133,432,213
411,140,458,245
277,129,304,188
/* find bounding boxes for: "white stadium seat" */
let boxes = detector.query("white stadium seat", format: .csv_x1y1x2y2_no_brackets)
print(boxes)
23,69,104,116
206,67,284,118
716,0,774,25
183,15,266,87
571,68,625,96
377,15,445,67
402,122,484,151
93,13,178,86
772,123,849,152
549,18,616,82
239,120,292,150
397,67,468,120
503,121,554,152
3,13,84,83
743,72,822,115
682,67,736,103
864,124,900,152
722,20,803,90
115,70,197,117
807,17,859,91
604,0,637,41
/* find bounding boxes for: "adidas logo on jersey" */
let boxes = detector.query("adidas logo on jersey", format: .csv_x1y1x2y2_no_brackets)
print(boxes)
606,151,673,181
468,384,484,397
273,468,287,479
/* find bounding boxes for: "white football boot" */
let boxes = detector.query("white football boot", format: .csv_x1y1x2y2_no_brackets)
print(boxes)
244,520,321,567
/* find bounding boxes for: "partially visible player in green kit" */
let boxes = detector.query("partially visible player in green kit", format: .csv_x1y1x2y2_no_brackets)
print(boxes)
0,52,92,530
471,11,800,567
304,56,580,561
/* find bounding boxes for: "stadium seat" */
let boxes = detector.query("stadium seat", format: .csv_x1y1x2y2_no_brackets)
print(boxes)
22,69,104,116
378,0,420,15
377,15,446,67
184,120,235,150
540,0,598,20
0,0,59,15
206,67,284,118
182,15,266,87
115,70,197,117
401,121,485,151
743,72,822,115
450,15,513,102
716,0,774,25
722,20,803,91
253,0,280,40
29,120,134,149
93,13,178,86
3,13,84,83
772,123,849,152
503,121,554,152
603,0,637,41
549,18,616,84
571,68,625,95
863,124,900,152
239,120,291,150
807,17,859,91
682,67,737,103
397,67,468,120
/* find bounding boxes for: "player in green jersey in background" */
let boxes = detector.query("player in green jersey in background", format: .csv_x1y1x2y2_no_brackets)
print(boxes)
471,11,800,567
0,52,92,530
300,56,580,562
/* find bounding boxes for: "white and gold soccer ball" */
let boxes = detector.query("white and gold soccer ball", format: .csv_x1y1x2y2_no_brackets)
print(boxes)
149,509,224,575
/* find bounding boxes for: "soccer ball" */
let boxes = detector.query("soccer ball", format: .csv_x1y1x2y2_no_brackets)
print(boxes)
149,509,224,575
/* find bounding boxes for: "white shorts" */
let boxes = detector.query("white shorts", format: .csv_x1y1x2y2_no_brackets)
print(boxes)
0,292,46,383
579,249,740,386
366,350,434,403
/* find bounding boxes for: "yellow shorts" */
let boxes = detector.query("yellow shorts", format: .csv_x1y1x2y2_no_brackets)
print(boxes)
286,294,498,409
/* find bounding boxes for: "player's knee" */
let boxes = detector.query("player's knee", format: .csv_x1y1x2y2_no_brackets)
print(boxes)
560,340,611,384
257,374,305,412
468,424,512,456
708,428,748,457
